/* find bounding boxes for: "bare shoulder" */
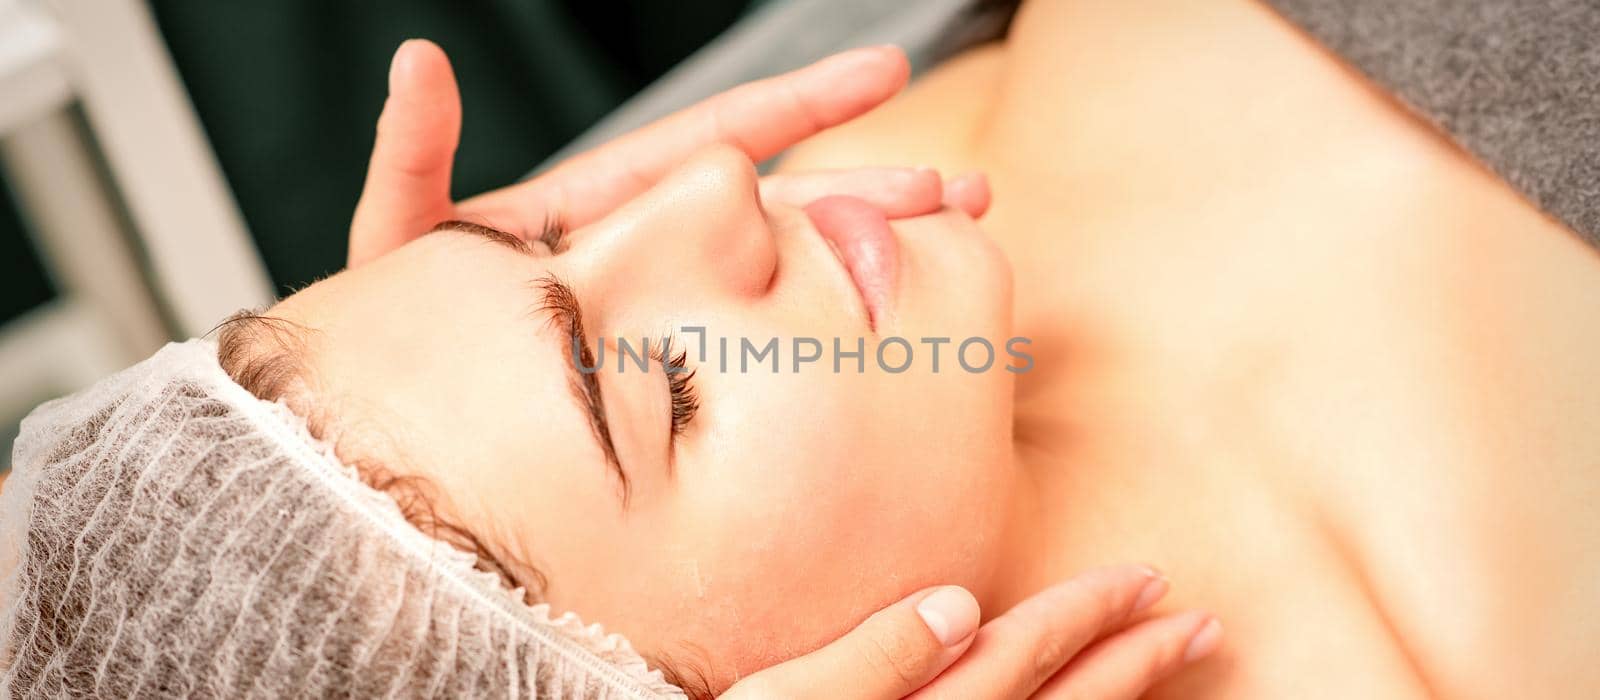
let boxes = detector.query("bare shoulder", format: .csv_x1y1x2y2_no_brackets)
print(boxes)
1304,164,1600,697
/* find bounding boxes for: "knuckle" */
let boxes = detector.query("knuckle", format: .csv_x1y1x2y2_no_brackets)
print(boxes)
1142,647,1171,681
1151,628,1190,674
862,626,925,685
781,79,828,133
1090,583,1125,625
1119,641,1170,687
708,100,760,157
1032,634,1073,683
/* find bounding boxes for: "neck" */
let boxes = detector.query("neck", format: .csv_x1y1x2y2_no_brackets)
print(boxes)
923,0,1441,616
981,417,1152,615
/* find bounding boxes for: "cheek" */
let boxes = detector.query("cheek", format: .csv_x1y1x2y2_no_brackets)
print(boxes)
658,411,1007,680
642,341,1016,680
661,479,893,678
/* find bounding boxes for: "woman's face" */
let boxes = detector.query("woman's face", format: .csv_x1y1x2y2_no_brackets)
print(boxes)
269,146,1018,683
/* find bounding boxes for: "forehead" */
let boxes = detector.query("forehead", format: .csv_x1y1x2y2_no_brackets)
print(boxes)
278,233,560,393
268,232,620,555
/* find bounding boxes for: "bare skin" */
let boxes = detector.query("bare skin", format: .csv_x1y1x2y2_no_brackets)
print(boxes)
1,44,1226,700
782,0,1600,697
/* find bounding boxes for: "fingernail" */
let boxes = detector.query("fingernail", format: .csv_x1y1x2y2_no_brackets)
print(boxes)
1132,575,1169,613
861,43,904,56
1183,618,1223,662
916,586,980,647
906,167,943,189
837,45,897,67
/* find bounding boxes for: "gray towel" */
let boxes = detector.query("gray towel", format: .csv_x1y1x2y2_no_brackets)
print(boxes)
1269,0,1600,250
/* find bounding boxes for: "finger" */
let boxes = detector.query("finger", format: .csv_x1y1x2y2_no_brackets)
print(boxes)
720,586,979,700
942,172,991,218
909,565,1167,700
759,168,943,218
1035,612,1222,700
349,39,462,265
462,45,911,227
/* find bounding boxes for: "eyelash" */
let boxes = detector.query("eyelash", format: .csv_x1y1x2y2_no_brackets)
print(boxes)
536,217,569,254
535,249,701,446
650,340,699,439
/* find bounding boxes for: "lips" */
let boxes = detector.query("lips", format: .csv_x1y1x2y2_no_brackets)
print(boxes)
803,195,899,329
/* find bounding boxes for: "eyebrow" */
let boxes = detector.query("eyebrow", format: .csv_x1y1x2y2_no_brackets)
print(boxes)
429,220,629,500
427,219,531,252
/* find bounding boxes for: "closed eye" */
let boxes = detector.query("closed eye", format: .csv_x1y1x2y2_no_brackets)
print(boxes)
429,219,632,504
651,339,699,441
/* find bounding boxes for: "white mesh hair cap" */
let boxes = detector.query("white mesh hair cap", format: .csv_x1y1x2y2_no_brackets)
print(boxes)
0,340,686,699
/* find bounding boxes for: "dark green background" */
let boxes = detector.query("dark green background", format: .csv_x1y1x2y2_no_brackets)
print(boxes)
0,0,751,319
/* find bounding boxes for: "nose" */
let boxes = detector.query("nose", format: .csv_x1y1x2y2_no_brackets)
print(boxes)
573,145,778,305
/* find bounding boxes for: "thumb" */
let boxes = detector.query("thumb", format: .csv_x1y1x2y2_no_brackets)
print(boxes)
720,587,979,699
349,38,461,265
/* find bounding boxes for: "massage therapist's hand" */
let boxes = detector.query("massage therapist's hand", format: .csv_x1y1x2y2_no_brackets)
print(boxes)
720,566,1222,699
350,40,989,266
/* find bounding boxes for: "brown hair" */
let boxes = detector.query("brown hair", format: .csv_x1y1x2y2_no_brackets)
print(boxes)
213,310,714,698
215,311,542,596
